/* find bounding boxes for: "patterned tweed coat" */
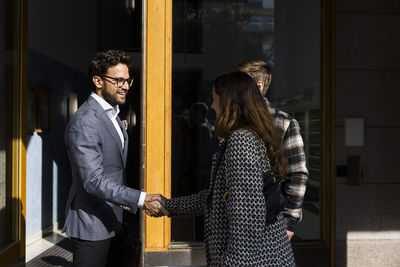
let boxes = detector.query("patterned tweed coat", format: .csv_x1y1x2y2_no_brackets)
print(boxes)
166,129,295,266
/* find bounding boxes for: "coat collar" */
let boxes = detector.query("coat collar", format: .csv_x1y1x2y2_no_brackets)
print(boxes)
87,96,128,165
90,92,116,112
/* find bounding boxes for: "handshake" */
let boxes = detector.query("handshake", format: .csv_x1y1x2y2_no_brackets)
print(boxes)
143,194,169,217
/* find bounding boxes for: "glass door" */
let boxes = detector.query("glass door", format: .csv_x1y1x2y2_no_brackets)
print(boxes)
142,0,335,265
171,0,321,241
169,0,335,265
0,0,25,264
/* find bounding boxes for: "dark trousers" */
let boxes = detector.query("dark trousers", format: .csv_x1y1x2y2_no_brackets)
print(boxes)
72,231,123,267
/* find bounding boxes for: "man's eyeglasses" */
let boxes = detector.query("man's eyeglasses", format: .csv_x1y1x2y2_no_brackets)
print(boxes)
101,75,134,88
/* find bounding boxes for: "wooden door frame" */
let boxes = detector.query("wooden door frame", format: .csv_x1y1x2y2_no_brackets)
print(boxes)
142,0,173,251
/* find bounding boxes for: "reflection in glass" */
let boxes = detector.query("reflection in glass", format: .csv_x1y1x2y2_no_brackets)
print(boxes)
0,79,7,249
271,0,321,240
171,0,321,241
0,0,20,250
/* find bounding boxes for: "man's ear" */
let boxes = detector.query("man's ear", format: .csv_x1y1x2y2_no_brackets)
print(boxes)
92,76,103,90
257,81,264,93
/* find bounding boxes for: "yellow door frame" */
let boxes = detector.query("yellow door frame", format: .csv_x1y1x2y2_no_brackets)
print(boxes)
143,0,173,251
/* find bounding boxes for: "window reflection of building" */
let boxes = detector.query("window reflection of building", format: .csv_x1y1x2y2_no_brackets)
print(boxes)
171,102,219,196
188,102,218,191
171,103,218,240
271,0,321,240
172,0,277,242
0,0,18,250
0,64,7,250
171,0,321,241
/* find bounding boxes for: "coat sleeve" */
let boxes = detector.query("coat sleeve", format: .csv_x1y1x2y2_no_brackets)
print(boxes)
222,131,267,266
282,119,308,231
165,190,208,217
66,118,141,213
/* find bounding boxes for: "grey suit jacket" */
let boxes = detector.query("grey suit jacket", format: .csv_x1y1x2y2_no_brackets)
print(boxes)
63,96,141,241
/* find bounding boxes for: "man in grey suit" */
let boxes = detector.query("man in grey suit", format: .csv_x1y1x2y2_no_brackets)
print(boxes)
64,50,162,266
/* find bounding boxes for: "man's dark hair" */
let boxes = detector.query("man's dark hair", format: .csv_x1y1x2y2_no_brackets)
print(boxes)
88,49,133,78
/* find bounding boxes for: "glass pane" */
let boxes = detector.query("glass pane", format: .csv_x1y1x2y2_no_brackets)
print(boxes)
171,0,321,241
0,0,20,250
26,0,141,243
0,75,8,250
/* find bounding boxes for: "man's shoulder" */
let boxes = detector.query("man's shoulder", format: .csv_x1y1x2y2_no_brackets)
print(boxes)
270,107,302,139
67,99,99,129
272,107,294,122
266,100,295,123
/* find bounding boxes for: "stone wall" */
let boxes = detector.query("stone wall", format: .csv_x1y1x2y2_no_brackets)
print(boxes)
336,0,400,266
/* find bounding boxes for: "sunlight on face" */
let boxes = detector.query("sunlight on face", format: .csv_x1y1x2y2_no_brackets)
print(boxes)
99,63,130,106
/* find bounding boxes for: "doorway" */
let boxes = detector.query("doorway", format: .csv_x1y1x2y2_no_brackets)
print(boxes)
25,0,143,262
143,0,335,266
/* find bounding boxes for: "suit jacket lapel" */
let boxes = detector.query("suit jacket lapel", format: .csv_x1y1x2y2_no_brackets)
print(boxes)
116,116,129,167
88,97,125,161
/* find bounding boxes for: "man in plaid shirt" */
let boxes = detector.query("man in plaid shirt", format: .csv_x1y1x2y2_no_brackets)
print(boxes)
237,60,309,240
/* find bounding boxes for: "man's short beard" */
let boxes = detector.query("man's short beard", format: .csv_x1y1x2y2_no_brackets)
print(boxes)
101,83,119,106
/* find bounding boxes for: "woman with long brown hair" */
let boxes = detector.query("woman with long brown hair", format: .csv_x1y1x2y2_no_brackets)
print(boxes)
153,71,296,266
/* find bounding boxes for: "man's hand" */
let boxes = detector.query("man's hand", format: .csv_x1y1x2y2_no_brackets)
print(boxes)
286,230,294,241
143,194,169,217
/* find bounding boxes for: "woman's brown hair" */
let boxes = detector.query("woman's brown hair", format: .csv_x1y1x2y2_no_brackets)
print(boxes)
213,71,287,178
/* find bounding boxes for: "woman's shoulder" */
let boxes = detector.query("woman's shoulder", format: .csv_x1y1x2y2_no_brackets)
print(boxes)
228,128,259,146
230,128,258,138
226,129,264,166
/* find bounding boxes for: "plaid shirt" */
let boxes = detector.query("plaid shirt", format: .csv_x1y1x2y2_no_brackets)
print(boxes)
267,100,309,232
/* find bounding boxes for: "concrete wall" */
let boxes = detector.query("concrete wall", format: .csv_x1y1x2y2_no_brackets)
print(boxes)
335,0,400,266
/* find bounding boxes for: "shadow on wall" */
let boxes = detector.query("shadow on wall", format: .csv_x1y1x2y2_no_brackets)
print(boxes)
26,49,90,237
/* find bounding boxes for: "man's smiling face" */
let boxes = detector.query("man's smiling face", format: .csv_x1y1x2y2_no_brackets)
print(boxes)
96,63,131,106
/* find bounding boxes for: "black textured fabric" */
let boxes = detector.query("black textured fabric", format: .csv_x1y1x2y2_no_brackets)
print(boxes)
263,171,287,224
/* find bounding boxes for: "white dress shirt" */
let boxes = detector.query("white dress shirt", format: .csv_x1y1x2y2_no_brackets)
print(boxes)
91,92,146,208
